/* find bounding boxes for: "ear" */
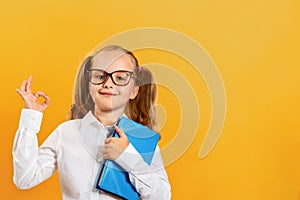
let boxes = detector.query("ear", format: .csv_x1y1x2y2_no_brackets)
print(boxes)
129,86,139,99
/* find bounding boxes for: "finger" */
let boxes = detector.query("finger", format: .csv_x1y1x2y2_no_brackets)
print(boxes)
20,80,27,92
42,97,50,107
25,76,33,92
105,137,114,144
115,126,126,138
102,145,108,152
16,89,25,99
34,91,49,99
16,88,22,96
102,151,107,158
103,154,109,159
104,138,110,144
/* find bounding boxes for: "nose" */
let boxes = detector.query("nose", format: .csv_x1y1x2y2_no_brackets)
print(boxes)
102,75,114,88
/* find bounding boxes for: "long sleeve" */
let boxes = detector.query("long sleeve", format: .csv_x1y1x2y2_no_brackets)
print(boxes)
12,109,171,199
12,109,58,189
114,144,171,200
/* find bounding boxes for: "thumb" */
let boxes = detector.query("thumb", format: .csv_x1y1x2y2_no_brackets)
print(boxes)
115,126,126,138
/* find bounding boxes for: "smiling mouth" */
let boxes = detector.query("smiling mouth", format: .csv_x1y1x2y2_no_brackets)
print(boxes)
99,92,116,96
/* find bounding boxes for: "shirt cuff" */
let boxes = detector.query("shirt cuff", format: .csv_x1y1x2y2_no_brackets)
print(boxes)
19,109,43,133
114,143,144,172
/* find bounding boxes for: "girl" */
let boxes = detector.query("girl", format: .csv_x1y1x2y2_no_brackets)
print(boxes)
13,45,171,200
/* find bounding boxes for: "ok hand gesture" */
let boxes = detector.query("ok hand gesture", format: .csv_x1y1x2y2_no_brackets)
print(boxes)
16,76,50,112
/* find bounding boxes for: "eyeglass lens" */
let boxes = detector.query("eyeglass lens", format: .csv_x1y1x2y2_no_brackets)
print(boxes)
89,70,133,86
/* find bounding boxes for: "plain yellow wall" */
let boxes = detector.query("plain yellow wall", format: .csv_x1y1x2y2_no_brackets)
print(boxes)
1,0,300,199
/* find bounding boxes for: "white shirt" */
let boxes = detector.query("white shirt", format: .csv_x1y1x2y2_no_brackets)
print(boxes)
13,109,171,200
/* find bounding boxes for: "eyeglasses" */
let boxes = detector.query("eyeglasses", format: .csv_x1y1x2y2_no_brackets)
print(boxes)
87,69,134,86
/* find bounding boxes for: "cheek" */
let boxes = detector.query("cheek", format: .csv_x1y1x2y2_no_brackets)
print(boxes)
89,84,96,102
122,85,136,99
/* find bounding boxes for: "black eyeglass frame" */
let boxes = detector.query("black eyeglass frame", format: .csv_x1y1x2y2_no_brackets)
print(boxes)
86,69,135,86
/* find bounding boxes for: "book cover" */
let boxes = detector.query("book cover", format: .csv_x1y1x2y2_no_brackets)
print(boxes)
95,116,160,199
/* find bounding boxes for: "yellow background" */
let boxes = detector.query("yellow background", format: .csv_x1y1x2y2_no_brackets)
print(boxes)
1,0,300,199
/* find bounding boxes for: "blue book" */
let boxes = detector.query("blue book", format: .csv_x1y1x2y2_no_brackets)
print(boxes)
95,116,160,200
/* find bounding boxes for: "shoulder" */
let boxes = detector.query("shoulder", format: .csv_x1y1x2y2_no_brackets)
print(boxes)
48,119,82,142
56,119,81,131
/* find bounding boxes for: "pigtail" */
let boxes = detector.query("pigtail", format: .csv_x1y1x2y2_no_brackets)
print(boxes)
125,67,157,130
69,56,94,120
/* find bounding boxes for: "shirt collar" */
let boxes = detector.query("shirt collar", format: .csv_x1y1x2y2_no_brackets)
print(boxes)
81,110,102,127
81,110,127,130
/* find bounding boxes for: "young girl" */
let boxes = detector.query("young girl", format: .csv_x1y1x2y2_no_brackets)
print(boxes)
13,45,171,200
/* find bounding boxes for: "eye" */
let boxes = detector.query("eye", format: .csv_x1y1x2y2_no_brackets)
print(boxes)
114,72,130,81
96,74,106,80
116,75,127,81
92,71,106,80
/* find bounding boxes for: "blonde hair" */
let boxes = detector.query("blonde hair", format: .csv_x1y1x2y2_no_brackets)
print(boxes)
69,45,157,130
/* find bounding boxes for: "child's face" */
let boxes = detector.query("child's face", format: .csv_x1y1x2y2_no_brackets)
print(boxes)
89,50,139,114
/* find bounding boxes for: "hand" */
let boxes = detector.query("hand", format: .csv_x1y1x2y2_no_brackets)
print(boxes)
16,76,50,112
102,126,129,160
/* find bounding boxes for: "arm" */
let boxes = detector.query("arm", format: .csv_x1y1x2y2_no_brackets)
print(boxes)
13,76,56,189
115,145,171,200
13,109,58,189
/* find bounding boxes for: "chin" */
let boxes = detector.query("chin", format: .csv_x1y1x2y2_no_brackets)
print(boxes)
98,106,113,112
